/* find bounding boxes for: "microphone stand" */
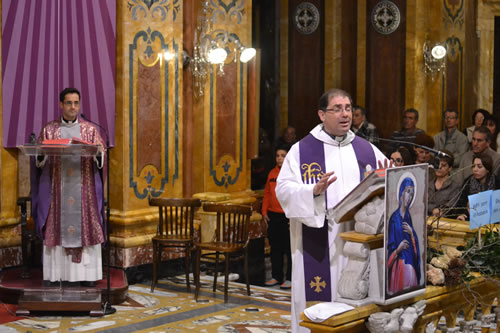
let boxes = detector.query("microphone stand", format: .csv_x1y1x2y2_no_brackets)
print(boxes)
373,136,450,169
81,114,116,315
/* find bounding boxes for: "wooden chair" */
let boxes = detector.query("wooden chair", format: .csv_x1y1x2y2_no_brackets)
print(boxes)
194,202,252,303
149,198,202,292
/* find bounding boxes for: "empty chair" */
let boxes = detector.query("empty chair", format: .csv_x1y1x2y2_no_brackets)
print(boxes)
149,198,202,292
194,202,252,303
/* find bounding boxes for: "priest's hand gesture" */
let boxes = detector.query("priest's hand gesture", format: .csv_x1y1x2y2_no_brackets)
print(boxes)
313,171,337,196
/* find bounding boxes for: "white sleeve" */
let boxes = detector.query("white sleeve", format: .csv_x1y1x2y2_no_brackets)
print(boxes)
93,150,104,169
372,144,389,168
35,154,48,168
276,143,326,228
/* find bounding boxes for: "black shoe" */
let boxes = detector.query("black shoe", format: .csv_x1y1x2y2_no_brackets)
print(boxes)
81,281,97,287
43,280,60,287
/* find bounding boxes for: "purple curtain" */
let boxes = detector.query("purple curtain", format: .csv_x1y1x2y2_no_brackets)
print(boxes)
2,0,116,147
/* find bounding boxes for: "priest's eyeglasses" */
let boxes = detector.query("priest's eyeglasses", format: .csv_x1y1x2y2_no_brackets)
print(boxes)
323,105,352,114
63,101,80,106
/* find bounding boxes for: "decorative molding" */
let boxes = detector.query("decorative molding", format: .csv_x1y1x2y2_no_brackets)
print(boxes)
371,0,401,35
209,0,245,24
442,0,464,29
127,0,180,21
128,29,180,199
293,2,320,35
209,64,244,188
441,36,463,127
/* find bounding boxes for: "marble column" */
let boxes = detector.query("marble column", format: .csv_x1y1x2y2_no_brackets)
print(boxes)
110,0,185,267
0,0,22,268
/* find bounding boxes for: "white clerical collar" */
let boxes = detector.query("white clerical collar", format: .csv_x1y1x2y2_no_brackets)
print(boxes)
321,126,347,142
61,117,79,125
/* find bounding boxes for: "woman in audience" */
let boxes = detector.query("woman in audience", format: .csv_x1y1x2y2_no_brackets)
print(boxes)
457,154,497,220
465,109,489,146
485,114,500,152
427,151,460,216
414,133,435,165
390,146,413,167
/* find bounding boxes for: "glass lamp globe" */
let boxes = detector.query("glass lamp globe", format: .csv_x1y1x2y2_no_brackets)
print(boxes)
431,45,446,60
240,47,256,63
207,47,227,64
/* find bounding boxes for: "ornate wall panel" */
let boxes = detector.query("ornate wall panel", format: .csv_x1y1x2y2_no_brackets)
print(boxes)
195,0,252,192
340,0,357,97
288,0,325,140
137,61,162,174
209,62,244,189
111,0,183,232
365,0,406,140
128,28,181,200
477,1,500,114
442,37,463,121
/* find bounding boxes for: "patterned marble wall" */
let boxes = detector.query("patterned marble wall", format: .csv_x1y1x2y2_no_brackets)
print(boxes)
477,1,500,116
110,0,184,253
192,0,253,193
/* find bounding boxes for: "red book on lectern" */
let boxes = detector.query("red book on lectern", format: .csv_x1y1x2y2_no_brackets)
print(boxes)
42,138,71,145
71,137,93,145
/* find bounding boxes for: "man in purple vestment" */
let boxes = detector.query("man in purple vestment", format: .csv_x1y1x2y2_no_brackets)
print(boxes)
32,88,105,286
276,89,389,332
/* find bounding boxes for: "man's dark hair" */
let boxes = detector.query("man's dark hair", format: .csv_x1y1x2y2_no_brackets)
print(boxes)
60,87,81,102
405,108,419,120
353,105,367,117
444,109,458,118
318,89,352,111
473,126,492,142
415,133,434,148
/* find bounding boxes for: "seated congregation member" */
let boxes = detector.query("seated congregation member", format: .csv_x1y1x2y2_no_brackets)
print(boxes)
389,108,425,158
433,109,469,169
274,126,297,151
275,88,388,333
427,151,461,217
389,146,414,166
414,133,436,179
485,114,500,152
455,126,500,186
414,133,435,165
457,154,498,221
262,145,292,290
351,105,379,146
464,109,489,146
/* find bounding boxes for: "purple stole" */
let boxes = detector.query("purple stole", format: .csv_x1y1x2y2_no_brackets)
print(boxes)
299,133,376,301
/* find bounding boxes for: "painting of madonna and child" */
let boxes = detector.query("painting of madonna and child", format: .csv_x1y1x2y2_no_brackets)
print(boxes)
384,164,428,302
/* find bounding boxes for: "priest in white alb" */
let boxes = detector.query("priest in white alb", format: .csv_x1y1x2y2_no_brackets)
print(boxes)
32,87,105,287
276,89,388,332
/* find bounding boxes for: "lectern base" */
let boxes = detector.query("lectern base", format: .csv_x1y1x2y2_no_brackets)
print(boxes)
17,290,103,317
0,267,128,308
